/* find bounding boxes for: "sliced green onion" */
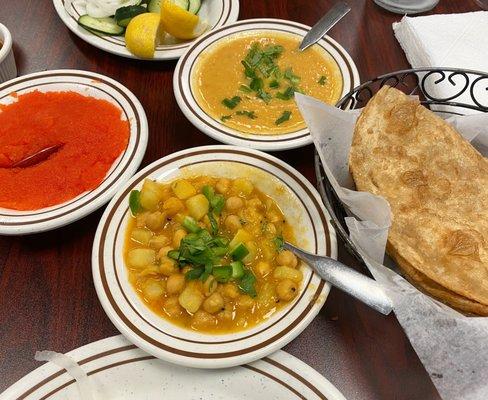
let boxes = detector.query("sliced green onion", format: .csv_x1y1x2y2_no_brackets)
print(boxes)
231,261,245,279
213,265,233,283
230,242,249,261
182,216,201,233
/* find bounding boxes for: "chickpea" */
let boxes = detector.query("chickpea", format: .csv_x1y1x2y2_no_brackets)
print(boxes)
145,211,166,231
215,178,231,194
222,283,240,299
224,215,242,232
172,229,187,248
203,292,225,314
149,235,170,250
217,303,234,322
166,274,185,295
276,279,298,301
159,257,179,276
136,212,149,228
191,310,217,329
163,296,183,317
247,198,263,209
225,196,244,212
142,279,165,301
237,295,255,310
254,261,272,277
275,250,298,268
157,246,173,259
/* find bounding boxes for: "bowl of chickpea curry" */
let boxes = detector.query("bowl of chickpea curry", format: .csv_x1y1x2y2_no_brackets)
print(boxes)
126,175,304,333
93,146,336,368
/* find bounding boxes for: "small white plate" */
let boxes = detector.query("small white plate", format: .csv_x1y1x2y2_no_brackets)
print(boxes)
52,0,240,60
173,19,360,151
0,335,347,400
92,145,337,369
0,69,148,235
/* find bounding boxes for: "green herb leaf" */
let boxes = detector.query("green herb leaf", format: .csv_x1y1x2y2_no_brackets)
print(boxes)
249,77,263,91
275,110,292,125
239,84,252,93
284,67,301,85
272,235,284,251
317,75,327,85
275,86,295,101
269,80,280,89
185,266,205,280
238,269,257,297
200,263,213,282
221,115,232,122
222,96,242,109
257,89,272,103
129,190,141,215
236,110,256,119
211,194,225,214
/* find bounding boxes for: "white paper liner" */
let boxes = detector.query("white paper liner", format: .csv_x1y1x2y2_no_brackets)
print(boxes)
35,350,94,400
295,92,488,400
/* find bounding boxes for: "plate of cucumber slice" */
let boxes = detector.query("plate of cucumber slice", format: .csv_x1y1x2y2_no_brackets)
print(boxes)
53,0,240,60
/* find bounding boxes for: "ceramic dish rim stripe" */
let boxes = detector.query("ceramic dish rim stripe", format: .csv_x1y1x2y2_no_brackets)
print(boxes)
173,18,360,151
52,0,240,60
0,335,347,400
92,145,337,369
0,69,148,235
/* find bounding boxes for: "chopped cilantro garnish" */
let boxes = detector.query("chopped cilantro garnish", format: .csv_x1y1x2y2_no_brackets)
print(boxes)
273,235,284,251
284,68,301,85
221,115,232,122
239,84,252,93
238,269,257,297
275,86,295,101
269,79,280,89
318,75,327,85
236,110,256,119
222,96,242,109
275,110,291,125
257,89,272,103
250,77,264,91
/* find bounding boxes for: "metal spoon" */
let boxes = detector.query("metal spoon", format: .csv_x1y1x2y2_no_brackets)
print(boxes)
8,143,64,169
284,242,393,315
299,1,351,51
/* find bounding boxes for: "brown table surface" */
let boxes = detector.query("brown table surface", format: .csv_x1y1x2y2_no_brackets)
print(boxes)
0,0,481,398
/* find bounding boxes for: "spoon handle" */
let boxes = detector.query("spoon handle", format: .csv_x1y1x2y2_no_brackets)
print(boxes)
284,243,393,315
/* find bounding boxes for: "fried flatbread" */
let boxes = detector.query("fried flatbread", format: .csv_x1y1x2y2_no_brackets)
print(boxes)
349,86,488,315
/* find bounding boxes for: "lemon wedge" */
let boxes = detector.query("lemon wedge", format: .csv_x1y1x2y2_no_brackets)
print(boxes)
160,0,208,40
125,12,163,59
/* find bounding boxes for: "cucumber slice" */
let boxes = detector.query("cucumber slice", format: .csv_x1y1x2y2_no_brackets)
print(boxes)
148,0,162,12
174,0,190,10
78,15,125,35
115,5,147,27
188,0,201,14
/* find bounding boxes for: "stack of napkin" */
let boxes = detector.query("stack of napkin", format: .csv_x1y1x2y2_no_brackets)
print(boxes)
393,11,488,112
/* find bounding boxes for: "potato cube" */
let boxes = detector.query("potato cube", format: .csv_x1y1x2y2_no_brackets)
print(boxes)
127,248,156,269
179,286,204,313
130,228,153,245
171,179,197,200
273,266,303,283
229,229,252,249
139,179,165,211
185,194,209,221
233,178,254,196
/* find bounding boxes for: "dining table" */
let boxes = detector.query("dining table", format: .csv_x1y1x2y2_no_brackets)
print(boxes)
0,0,482,399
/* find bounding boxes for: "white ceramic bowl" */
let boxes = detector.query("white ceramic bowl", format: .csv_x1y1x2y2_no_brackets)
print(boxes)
0,69,148,235
92,145,337,369
0,23,17,83
174,19,360,151
52,0,240,60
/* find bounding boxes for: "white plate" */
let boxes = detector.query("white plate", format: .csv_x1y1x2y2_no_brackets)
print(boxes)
0,69,148,235
173,19,360,151
0,335,347,400
92,145,337,369
52,0,240,60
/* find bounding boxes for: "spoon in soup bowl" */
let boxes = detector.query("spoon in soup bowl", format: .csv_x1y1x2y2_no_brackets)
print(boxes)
284,241,393,315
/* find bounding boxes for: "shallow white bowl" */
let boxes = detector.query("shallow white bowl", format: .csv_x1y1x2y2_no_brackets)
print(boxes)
0,23,17,83
174,18,360,151
0,69,148,235
52,0,240,60
92,145,337,369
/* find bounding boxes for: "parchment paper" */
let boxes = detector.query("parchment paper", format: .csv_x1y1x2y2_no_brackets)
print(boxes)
295,93,488,400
